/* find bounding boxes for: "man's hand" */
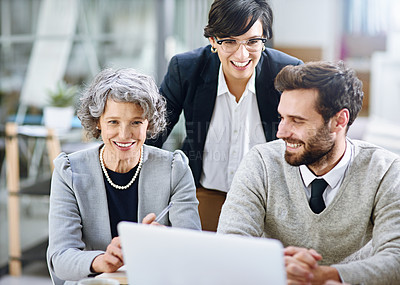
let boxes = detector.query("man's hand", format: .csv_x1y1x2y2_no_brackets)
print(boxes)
91,237,123,273
284,246,340,285
285,246,321,284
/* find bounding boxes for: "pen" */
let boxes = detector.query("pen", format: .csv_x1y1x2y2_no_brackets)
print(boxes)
154,201,174,223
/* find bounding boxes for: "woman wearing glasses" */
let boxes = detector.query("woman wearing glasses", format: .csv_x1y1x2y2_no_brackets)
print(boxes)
148,0,302,232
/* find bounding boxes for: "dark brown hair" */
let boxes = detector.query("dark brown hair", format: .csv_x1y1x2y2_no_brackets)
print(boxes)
204,0,273,39
275,61,364,127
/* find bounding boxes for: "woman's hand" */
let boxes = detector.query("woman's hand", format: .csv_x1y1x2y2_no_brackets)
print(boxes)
91,237,123,273
142,213,162,226
324,281,350,285
91,213,163,273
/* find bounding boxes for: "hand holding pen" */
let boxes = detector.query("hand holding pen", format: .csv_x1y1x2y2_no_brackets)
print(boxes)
141,202,174,225
155,202,174,223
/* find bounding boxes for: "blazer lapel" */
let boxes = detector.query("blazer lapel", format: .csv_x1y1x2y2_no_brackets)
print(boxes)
74,145,112,244
137,145,149,222
192,53,220,152
255,51,280,141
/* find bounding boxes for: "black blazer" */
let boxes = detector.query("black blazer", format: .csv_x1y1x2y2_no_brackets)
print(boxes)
148,45,302,186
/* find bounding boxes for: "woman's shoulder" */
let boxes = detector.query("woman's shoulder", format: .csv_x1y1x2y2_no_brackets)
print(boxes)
144,145,189,167
170,45,218,71
262,48,303,70
54,143,101,170
173,45,212,61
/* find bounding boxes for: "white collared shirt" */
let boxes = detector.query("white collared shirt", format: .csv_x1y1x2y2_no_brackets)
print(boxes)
200,66,266,192
300,139,355,206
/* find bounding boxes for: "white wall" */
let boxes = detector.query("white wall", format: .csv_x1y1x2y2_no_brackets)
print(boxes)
269,0,342,60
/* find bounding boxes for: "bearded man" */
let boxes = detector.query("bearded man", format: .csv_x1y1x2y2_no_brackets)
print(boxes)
217,61,400,285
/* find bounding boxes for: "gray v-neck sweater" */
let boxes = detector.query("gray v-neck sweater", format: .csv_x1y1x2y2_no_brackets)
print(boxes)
218,139,400,285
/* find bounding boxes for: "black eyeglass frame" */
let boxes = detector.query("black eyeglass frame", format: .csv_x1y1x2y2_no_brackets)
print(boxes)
214,37,267,46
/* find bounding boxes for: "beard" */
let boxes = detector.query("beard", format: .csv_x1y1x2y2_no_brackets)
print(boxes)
284,123,335,167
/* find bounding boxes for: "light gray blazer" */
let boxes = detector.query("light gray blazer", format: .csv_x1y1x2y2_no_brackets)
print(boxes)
47,144,201,285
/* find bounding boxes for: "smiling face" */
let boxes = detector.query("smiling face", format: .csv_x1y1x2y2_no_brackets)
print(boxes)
210,19,264,86
98,99,148,172
276,89,336,170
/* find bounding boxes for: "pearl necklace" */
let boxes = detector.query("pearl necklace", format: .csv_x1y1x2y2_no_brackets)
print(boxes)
99,145,143,190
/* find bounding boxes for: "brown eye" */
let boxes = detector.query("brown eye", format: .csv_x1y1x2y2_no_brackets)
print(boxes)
223,40,236,46
247,39,260,46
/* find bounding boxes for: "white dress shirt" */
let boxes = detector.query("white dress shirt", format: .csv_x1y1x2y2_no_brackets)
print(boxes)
200,66,266,192
300,139,354,206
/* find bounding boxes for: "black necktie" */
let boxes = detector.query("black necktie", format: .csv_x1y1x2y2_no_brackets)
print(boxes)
309,179,328,214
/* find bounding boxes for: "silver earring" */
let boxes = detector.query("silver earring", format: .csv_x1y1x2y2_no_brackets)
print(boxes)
262,45,265,52
211,46,217,53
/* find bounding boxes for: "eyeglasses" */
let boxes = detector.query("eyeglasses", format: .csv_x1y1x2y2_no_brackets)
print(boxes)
214,37,267,53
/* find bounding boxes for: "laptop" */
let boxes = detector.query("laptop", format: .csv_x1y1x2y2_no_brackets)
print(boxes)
118,222,286,285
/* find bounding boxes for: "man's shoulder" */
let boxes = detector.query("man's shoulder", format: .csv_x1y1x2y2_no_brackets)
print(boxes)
352,139,399,161
251,140,286,160
351,139,400,174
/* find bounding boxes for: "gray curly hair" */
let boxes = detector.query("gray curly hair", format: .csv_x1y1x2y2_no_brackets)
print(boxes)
77,68,167,139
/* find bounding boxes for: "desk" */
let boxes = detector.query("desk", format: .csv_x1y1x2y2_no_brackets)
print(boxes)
95,266,127,285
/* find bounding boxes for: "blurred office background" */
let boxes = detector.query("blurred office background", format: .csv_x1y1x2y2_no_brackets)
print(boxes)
0,0,399,282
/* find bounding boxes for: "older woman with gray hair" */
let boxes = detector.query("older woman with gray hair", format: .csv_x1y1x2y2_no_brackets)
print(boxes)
47,68,201,285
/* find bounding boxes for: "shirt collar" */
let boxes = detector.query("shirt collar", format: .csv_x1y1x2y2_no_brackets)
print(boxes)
300,139,353,188
217,64,256,97
247,68,256,94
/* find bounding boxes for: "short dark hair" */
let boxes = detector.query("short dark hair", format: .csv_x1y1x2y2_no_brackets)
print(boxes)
274,61,364,127
204,0,273,39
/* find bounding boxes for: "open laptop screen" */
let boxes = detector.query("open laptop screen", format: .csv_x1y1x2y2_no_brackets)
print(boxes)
118,222,286,285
